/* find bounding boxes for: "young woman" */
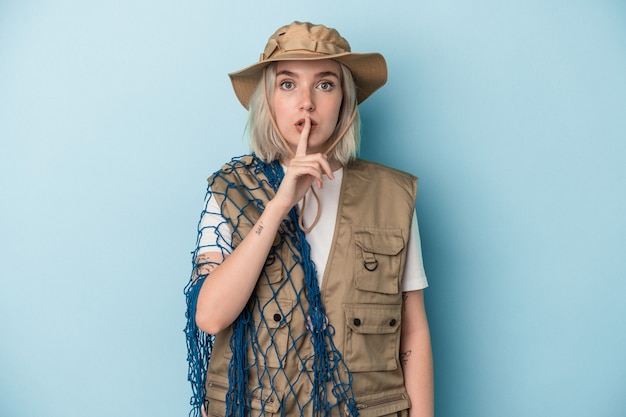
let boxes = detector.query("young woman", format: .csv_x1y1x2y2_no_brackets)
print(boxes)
185,21,433,417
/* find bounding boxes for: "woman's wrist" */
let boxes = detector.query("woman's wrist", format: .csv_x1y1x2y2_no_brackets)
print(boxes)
266,196,294,219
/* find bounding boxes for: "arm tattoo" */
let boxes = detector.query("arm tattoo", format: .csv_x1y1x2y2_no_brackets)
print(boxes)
400,350,412,366
255,221,264,236
195,253,218,277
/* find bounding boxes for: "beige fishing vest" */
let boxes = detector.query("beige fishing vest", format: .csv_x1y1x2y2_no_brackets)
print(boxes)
204,156,417,417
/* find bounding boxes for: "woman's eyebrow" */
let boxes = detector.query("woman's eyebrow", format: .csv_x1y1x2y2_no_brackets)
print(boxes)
276,70,297,77
316,71,340,79
275,70,340,78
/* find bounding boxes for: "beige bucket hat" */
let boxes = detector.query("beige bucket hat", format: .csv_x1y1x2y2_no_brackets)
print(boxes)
229,21,388,109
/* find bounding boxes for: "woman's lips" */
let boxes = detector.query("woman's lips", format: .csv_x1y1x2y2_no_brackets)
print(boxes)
295,118,317,133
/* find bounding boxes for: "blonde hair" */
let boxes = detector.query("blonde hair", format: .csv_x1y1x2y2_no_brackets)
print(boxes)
246,62,360,165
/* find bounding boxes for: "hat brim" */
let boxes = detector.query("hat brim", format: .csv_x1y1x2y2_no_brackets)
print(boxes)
228,52,387,109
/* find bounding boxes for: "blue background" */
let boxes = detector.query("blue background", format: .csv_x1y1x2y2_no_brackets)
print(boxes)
1,1,625,416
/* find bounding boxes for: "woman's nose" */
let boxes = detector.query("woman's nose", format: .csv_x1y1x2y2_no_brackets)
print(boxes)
299,89,315,111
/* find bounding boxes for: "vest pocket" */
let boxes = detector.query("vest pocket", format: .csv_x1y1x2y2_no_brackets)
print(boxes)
352,388,411,417
205,378,284,416
250,297,293,368
354,227,405,294
343,303,402,372
205,378,229,417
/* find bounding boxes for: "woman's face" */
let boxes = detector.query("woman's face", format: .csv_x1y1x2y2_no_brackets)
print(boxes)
273,59,343,156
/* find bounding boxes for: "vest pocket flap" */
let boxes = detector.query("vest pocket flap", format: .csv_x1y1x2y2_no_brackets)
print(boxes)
250,298,293,369
258,298,293,329
354,228,404,256
249,389,284,414
354,228,405,295
344,304,401,334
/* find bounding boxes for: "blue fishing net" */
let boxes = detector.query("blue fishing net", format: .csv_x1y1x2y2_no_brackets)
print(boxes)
185,155,357,417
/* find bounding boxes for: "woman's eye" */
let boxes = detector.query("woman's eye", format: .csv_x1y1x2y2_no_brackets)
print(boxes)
318,81,335,91
279,80,295,90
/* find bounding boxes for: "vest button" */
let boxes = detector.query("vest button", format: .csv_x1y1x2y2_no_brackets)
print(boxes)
353,318,361,327
273,313,282,322
389,319,397,327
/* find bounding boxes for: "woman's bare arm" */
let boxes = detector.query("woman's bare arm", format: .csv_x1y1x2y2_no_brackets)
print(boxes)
401,290,434,417
194,114,334,334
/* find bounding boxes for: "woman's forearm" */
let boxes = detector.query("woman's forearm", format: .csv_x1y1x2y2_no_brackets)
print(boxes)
401,290,434,417
194,199,288,334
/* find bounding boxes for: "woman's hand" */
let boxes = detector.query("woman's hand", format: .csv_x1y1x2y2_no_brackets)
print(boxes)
272,113,335,213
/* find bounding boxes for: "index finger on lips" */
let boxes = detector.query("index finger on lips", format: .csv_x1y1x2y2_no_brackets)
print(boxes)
295,112,311,157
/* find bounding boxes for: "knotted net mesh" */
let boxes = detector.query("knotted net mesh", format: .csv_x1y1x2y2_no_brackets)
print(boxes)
184,155,357,417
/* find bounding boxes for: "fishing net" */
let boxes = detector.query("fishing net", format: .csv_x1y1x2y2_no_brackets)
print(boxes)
184,155,357,417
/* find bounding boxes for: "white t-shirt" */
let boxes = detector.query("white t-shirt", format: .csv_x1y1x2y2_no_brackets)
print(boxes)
198,167,428,291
